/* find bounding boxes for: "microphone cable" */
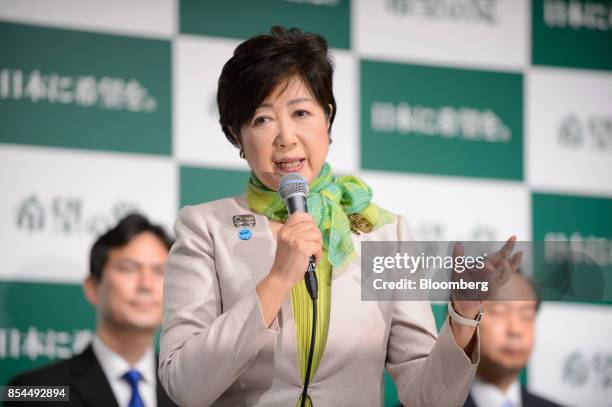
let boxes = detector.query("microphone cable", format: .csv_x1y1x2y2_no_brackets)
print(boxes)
300,258,318,407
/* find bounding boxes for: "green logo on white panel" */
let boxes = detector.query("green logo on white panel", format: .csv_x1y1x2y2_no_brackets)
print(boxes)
562,350,612,389
0,22,171,155
557,113,612,152
361,60,523,179
415,221,498,241
14,195,140,236
385,0,499,24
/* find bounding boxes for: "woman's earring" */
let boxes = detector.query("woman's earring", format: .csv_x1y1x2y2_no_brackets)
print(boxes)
239,148,246,159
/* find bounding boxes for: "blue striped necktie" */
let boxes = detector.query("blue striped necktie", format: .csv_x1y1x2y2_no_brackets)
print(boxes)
122,369,145,407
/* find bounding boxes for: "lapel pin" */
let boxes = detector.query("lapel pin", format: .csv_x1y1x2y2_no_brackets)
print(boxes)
238,228,252,240
233,214,256,228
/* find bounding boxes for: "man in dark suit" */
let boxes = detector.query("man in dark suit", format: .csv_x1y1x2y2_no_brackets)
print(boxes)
8,214,177,407
463,272,561,407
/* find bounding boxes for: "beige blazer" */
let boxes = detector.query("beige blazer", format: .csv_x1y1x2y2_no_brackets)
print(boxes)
158,194,479,407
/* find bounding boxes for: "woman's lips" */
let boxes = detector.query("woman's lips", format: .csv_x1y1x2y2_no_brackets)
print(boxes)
275,158,305,173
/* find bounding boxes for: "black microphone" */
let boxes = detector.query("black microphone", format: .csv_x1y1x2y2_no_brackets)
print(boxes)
278,173,318,300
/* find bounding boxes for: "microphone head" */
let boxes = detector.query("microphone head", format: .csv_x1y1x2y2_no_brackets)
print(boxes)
278,173,309,202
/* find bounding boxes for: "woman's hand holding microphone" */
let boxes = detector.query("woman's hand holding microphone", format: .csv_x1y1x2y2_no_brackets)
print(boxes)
256,212,323,328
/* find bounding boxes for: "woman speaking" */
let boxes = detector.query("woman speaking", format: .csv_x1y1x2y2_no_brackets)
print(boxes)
158,27,521,407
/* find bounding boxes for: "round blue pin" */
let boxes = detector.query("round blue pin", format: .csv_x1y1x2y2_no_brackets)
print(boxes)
238,228,252,240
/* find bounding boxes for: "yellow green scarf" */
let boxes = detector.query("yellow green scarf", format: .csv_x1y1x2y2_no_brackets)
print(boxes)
246,162,394,406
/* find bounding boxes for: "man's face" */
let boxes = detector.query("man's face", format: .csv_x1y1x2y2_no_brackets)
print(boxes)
85,232,168,332
479,299,537,372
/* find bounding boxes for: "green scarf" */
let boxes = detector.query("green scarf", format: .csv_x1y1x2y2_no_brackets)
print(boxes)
246,162,394,406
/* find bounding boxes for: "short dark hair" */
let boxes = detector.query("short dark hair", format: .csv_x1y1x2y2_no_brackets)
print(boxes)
217,26,337,147
89,213,173,280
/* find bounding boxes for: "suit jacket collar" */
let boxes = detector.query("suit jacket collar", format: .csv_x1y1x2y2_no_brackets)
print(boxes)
156,377,176,407
68,344,176,407
69,344,120,407
464,391,477,407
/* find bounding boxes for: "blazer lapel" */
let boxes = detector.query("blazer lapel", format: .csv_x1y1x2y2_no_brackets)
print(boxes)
463,392,478,407
156,381,176,407
69,345,119,407
155,355,177,407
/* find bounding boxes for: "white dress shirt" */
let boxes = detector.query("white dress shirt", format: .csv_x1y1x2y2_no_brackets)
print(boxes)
470,375,522,407
92,336,157,407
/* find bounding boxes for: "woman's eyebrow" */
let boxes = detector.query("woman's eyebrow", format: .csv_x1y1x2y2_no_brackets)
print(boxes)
287,97,313,106
257,98,314,109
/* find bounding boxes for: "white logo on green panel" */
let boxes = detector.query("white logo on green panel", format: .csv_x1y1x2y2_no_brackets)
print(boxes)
545,232,612,266
15,195,140,236
385,0,499,24
0,68,158,113
0,327,92,360
558,113,612,152
544,0,612,31
371,102,511,142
